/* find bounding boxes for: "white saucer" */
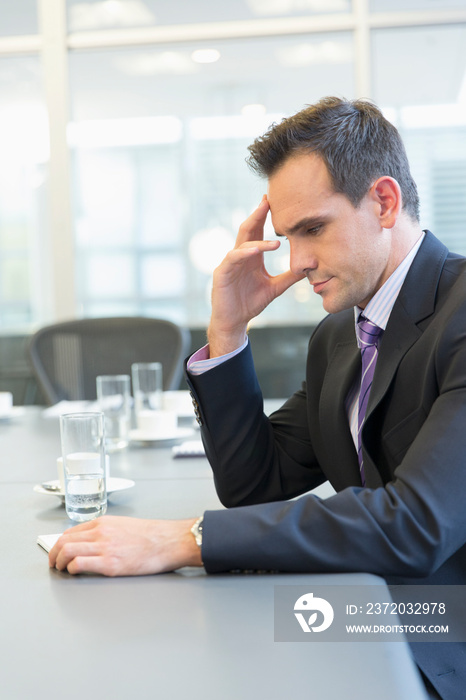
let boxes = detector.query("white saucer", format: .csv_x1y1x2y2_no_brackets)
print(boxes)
33,477,135,501
129,427,194,444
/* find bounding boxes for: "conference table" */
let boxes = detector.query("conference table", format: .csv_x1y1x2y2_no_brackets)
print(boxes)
1,403,428,700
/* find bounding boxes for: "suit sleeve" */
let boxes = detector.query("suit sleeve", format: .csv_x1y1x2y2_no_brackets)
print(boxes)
200,369,466,575
186,341,326,507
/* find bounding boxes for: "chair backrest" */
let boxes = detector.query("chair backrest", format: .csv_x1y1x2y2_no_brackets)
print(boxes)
28,317,191,405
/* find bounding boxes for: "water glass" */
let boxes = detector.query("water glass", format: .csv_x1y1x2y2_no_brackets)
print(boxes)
60,412,107,522
96,374,131,452
131,362,163,419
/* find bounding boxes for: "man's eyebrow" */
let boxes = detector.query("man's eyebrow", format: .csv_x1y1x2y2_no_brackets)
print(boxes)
275,216,324,237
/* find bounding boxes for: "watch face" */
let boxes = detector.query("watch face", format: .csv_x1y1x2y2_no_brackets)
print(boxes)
191,517,203,547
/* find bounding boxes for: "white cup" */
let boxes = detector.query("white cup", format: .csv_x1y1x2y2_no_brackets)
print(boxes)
162,391,193,416
137,409,177,437
0,391,13,417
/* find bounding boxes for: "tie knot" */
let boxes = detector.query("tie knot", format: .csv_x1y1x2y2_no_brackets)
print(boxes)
357,317,383,348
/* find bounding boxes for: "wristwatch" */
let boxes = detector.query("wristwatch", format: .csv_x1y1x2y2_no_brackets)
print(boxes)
190,516,204,548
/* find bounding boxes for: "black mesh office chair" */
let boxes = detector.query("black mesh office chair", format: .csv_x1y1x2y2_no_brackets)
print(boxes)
28,317,191,405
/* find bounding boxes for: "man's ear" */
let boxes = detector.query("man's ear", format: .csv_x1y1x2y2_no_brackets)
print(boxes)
369,176,402,229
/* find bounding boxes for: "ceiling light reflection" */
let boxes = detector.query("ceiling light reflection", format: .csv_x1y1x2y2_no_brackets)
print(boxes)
241,103,267,117
67,116,182,148
70,0,156,31
114,51,197,76
400,104,466,129
190,113,283,140
191,49,221,64
276,40,352,67
246,0,349,16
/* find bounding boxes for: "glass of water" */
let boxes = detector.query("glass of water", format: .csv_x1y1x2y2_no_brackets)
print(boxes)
131,362,163,419
96,374,131,452
60,412,107,522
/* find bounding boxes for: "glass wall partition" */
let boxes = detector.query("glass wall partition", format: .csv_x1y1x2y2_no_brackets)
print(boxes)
0,54,48,328
1,1,466,331
68,31,354,326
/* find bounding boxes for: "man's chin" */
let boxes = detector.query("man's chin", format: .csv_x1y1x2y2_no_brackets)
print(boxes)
321,294,355,315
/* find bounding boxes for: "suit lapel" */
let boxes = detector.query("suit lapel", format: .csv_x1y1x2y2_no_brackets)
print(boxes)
367,231,448,421
361,232,448,484
367,304,421,417
319,336,362,488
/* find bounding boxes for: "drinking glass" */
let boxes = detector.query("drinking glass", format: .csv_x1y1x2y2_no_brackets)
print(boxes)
131,362,163,418
60,412,107,522
96,374,131,452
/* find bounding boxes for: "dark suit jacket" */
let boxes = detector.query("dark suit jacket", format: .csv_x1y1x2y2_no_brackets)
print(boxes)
186,231,466,700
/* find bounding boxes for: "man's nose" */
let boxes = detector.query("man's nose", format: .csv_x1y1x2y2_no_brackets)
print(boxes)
289,239,317,276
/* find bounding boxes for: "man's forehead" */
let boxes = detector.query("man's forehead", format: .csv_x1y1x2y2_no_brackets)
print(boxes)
269,150,328,180
267,159,336,236
267,153,333,200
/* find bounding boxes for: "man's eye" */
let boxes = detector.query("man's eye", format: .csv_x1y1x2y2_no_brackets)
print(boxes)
307,225,322,235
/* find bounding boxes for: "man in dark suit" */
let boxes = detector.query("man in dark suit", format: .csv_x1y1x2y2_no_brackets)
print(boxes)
50,97,466,699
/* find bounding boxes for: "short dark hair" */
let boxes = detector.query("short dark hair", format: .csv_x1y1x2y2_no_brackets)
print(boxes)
247,96,420,222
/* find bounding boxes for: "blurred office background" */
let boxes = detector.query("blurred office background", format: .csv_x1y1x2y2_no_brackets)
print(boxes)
1,0,466,400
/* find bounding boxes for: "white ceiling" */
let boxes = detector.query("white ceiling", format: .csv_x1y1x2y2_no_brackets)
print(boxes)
1,1,466,128
2,0,465,37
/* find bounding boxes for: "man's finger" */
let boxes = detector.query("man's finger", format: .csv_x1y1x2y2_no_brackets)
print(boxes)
235,196,269,246
48,523,102,566
52,540,102,571
271,270,306,298
225,240,280,265
66,555,107,576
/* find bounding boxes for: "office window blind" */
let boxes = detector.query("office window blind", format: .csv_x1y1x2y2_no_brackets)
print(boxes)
432,159,466,257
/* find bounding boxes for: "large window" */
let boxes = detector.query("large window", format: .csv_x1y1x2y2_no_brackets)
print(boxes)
370,0,466,11
372,22,466,254
0,0,38,36
0,54,48,328
1,1,466,331
68,32,354,325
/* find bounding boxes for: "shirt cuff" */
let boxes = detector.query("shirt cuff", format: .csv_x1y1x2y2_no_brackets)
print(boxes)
187,339,249,376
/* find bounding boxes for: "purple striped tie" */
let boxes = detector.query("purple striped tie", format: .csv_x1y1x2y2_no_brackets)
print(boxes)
357,317,383,486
